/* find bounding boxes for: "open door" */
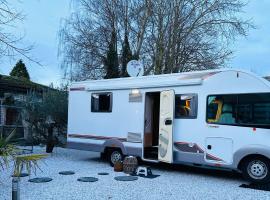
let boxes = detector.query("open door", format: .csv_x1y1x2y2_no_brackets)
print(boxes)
158,90,174,163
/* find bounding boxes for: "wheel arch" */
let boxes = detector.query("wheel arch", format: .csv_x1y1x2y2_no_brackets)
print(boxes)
234,145,270,170
237,154,270,170
101,138,127,155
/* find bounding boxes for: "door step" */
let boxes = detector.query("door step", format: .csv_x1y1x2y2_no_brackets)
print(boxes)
144,147,158,160
142,158,159,163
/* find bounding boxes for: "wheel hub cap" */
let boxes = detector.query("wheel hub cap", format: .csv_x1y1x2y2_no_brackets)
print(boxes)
248,160,268,180
111,152,121,164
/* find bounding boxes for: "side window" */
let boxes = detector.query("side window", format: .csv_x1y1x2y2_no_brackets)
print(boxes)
207,95,237,124
207,93,270,128
91,92,112,112
5,107,22,125
238,93,270,125
207,96,220,122
175,94,197,118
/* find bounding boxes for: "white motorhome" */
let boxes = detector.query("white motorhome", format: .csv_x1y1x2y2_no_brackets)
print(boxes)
67,69,270,183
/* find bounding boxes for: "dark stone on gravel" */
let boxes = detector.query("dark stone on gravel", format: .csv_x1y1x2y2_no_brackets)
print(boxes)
77,177,98,182
98,172,109,175
114,176,138,181
28,177,53,183
59,171,75,175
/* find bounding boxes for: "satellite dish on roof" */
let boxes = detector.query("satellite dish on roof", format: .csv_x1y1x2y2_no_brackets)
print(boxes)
127,60,144,77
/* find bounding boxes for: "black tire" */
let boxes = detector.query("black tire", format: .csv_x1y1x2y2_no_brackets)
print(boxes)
108,149,123,167
241,156,270,184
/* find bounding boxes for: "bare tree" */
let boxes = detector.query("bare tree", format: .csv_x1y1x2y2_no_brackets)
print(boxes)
0,0,36,63
59,1,111,80
143,0,252,74
58,0,252,80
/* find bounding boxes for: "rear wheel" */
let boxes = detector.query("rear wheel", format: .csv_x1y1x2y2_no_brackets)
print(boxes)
241,156,270,184
109,149,123,167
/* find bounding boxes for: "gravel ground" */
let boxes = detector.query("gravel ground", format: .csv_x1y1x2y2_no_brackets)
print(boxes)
1,147,270,200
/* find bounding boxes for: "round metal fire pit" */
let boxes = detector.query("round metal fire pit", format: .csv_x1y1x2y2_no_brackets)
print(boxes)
59,171,75,175
28,177,53,183
77,177,98,182
114,176,138,181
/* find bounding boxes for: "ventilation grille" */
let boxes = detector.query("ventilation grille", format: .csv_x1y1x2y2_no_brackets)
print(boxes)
129,93,142,102
127,132,142,143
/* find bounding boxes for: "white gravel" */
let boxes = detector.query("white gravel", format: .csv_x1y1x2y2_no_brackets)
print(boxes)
1,147,270,200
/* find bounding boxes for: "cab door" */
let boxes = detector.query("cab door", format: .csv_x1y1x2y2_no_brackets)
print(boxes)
158,90,175,163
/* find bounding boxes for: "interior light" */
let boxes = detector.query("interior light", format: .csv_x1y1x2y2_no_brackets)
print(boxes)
131,89,140,94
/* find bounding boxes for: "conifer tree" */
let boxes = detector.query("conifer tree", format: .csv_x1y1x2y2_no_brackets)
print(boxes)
104,31,119,79
121,34,133,77
10,59,30,80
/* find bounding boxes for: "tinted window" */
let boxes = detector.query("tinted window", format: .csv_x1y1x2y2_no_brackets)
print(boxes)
91,93,112,112
207,93,270,128
238,93,270,125
175,94,197,118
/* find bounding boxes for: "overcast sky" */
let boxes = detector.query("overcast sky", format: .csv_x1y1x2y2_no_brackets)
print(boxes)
0,0,269,86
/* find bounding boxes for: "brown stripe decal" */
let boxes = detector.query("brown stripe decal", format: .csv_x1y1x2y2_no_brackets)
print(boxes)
68,134,127,142
205,154,223,162
174,142,223,162
174,142,204,153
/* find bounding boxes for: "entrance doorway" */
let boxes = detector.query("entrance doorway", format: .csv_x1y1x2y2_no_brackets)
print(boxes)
143,90,175,163
143,92,160,160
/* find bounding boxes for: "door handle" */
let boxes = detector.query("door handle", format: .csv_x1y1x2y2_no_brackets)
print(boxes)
165,119,172,125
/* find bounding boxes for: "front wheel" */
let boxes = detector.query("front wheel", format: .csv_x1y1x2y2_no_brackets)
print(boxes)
109,149,123,167
241,157,270,184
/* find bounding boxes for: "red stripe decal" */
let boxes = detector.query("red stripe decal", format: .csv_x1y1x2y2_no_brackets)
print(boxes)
195,144,204,153
68,134,127,142
206,153,223,161
174,141,189,144
174,141,223,162
202,72,220,80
